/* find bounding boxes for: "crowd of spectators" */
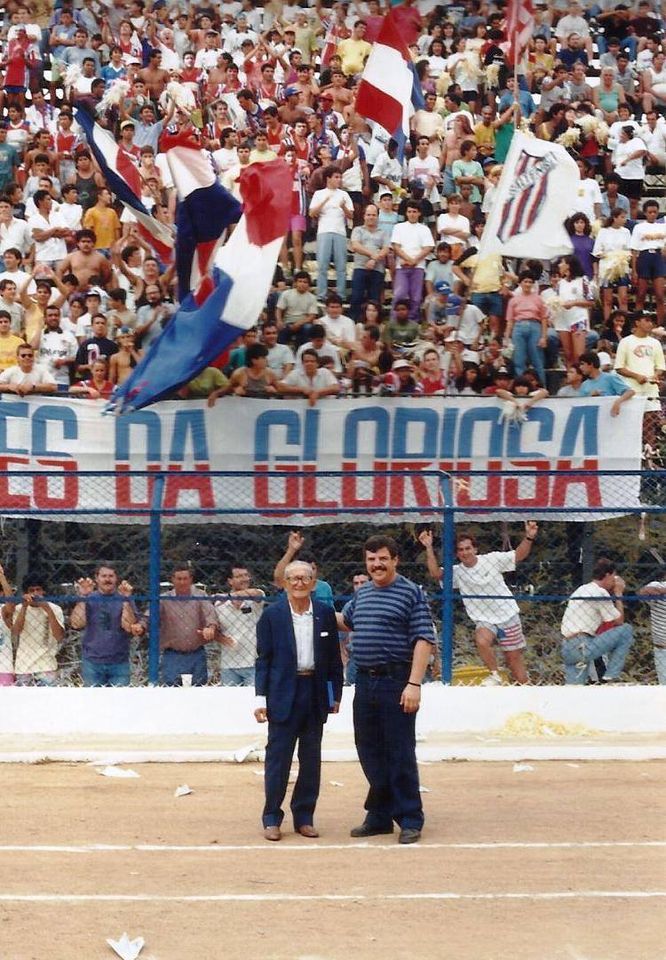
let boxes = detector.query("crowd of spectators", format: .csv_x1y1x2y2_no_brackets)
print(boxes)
0,0,664,429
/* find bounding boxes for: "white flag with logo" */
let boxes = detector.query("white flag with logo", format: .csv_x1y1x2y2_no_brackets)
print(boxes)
478,132,579,260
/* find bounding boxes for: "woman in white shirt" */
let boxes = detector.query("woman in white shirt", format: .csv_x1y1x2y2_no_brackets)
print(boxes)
427,39,448,79
557,254,593,365
612,126,647,220
592,208,631,322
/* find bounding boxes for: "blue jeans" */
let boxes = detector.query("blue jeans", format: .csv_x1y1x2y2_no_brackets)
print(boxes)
561,624,634,684
221,665,255,686
512,320,546,385
81,658,130,687
353,673,423,830
161,647,208,686
350,268,384,320
316,232,348,300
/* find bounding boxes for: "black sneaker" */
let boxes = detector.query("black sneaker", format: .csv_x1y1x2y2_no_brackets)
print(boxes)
350,822,394,838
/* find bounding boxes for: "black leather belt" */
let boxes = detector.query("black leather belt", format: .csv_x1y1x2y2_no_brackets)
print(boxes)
357,662,412,679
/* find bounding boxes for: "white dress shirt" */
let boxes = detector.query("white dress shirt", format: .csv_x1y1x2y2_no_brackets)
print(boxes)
291,601,315,671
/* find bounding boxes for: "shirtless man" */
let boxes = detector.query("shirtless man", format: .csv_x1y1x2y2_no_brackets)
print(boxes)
319,70,353,115
109,327,142,385
57,229,112,288
137,49,170,101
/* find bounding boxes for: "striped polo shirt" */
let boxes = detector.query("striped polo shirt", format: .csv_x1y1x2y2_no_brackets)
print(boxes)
644,581,666,648
342,575,435,668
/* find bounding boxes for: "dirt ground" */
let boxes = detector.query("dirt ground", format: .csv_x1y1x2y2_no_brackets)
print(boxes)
0,760,665,960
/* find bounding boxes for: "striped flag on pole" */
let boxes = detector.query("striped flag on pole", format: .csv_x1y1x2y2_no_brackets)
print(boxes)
355,12,424,157
506,0,535,65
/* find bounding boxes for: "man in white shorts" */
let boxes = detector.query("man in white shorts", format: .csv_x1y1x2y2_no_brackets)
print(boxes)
420,521,538,684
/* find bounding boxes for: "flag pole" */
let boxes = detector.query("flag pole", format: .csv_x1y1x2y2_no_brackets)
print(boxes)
512,13,519,128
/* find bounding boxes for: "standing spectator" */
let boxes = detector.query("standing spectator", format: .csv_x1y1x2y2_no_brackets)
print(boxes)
349,204,389,321
159,565,218,687
216,564,265,687
390,201,435,322
9,573,65,686
638,572,666,685
504,271,548,385
309,166,354,303
560,558,633,685
614,313,665,452
556,255,593,367
612,126,646,220
70,565,145,687
28,189,69,268
338,535,436,845
630,201,666,325
254,560,342,841
420,524,538,686
593,209,631,323
75,315,119,379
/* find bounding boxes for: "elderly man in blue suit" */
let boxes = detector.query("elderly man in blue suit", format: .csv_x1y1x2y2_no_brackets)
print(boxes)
255,560,343,842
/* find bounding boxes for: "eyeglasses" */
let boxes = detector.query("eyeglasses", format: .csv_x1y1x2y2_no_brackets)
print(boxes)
286,575,313,584
18,353,33,358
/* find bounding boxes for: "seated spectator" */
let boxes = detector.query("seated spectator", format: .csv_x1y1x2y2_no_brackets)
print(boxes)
578,350,635,416
0,343,56,395
557,364,584,397
69,357,114,399
109,328,142,385
182,366,229,401
75,314,119,380
210,343,279,404
560,558,633,685
319,294,355,349
261,322,295,379
382,299,421,352
0,310,24,370
379,358,424,396
277,347,340,405
295,323,342,373
275,271,319,346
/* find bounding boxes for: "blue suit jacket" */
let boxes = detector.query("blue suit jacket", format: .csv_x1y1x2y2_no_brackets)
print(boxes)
255,597,343,724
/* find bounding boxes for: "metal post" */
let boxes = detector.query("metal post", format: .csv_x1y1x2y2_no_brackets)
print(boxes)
148,474,165,685
440,475,455,684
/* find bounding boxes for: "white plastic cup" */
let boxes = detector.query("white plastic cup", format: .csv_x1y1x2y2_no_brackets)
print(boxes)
181,674,193,687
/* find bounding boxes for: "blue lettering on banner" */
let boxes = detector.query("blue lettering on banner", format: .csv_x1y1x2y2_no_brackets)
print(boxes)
32,405,78,456
0,401,29,456
506,408,554,459
342,407,389,460
255,410,301,462
115,411,162,462
393,408,439,460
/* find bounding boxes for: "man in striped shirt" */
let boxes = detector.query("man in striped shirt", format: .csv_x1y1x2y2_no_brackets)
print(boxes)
338,535,436,845
638,572,666,684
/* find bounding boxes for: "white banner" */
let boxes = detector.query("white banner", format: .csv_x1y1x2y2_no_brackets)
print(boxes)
0,395,645,523
478,131,579,261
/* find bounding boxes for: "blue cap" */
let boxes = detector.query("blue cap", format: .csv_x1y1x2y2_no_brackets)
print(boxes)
434,280,451,295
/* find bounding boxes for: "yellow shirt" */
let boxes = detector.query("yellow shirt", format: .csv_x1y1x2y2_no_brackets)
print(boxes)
0,333,25,371
337,38,372,76
474,122,496,152
468,252,503,294
249,147,278,164
82,206,121,249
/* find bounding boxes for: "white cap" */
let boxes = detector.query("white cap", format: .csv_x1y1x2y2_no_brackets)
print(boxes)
597,351,613,369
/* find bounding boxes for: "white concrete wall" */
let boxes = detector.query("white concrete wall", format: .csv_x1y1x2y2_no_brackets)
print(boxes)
1,685,665,736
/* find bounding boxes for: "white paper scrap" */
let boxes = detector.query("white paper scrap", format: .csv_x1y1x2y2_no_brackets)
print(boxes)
512,763,535,773
106,933,145,960
174,784,193,798
97,767,140,779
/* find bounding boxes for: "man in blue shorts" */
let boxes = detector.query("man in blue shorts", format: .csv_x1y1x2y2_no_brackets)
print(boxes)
338,535,436,844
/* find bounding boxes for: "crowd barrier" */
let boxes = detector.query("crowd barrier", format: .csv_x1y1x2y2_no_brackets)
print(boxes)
0,466,664,688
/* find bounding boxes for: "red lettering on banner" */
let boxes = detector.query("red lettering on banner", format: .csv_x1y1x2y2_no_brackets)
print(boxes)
163,463,215,510
551,458,601,506
454,459,503,510
388,462,437,512
0,455,30,508
504,461,550,508
341,461,388,508
302,464,338,513
254,464,298,516
115,463,158,510
33,459,78,509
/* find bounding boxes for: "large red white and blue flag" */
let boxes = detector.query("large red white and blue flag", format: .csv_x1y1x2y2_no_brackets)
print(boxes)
110,159,291,414
355,12,424,157
506,0,535,66
75,108,174,264
160,128,242,300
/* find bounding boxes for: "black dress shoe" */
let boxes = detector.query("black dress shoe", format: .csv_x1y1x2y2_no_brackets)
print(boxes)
398,827,421,844
350,822,394,838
